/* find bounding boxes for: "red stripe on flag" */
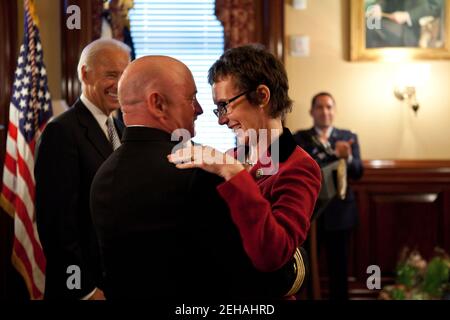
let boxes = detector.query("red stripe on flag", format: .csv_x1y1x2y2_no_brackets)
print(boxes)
29,138,36,156
17,153,36,202
8,121,18,141
28,139,36,154
13,237,43,299
1,184,17,207
6,122,36,202
13,193,46,274
4,152,18,176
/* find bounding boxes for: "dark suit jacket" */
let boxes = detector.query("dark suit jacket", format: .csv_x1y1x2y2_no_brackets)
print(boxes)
293,127,363,230
90,127,301,299
35,99,123,299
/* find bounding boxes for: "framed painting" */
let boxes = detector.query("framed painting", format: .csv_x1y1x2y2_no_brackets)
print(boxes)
351,0,450,61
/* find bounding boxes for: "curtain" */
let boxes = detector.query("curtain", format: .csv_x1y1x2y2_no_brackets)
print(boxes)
215,0,285,61
215,0,257,49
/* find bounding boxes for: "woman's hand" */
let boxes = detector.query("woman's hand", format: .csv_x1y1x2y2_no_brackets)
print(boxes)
167,145,245,181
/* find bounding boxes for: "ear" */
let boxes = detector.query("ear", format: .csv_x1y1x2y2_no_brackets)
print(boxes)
81,65,91,85
146,92,165,118
256,84,271,106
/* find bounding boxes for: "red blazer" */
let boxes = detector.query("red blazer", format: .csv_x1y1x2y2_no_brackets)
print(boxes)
217,128,321,272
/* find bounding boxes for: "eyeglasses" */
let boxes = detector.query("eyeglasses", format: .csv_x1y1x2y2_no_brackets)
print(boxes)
213,90,251,118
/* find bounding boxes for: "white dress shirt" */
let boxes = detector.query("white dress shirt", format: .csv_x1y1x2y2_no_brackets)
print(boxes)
80,94,117,141
314,126,334,147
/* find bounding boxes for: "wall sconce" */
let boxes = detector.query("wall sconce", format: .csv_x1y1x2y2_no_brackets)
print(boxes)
393,64,430,116
394,86,419,114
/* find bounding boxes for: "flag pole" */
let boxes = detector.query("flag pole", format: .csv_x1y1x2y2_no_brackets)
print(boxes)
25,0,40,137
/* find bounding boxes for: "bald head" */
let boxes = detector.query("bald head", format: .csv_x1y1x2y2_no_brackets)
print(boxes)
118,55,203,135
119,56,186,106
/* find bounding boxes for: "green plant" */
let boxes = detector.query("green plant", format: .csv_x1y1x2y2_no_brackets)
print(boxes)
422,257,450,297
380,247,450,300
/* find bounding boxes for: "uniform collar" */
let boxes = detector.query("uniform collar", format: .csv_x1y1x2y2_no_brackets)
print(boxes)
314,126,334,139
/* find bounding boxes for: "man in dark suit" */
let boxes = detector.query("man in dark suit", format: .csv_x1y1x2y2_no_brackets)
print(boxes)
90,56,303,299
294,92,363,300
35,39,130,300
366,0,442,48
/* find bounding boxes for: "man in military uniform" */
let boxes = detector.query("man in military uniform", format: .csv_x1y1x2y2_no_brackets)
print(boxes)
294,92,363,300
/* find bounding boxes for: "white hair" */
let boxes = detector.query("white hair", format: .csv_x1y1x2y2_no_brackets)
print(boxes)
77,38,131,83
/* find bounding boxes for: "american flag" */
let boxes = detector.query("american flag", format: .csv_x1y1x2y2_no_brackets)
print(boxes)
0,0,52,299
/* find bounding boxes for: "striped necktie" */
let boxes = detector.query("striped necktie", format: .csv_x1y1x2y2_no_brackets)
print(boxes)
106,117,121,150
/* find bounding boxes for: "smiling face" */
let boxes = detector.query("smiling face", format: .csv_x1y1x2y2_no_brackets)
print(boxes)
310,94,336,130
82,48,130,116
212,76,265,145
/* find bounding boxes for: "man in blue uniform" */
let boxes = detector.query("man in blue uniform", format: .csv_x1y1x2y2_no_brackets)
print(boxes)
294,92,363,300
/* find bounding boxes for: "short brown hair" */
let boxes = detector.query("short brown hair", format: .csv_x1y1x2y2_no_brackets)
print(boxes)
208,44,293,119
311,92,335,109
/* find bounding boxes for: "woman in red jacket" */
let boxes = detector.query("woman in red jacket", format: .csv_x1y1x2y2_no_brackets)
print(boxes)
169,45,321,296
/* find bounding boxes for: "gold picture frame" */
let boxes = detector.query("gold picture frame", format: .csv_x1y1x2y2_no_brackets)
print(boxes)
350,0,450,61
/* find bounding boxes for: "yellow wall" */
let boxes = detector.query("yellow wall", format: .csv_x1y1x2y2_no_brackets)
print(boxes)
284,0,450,159
35,0,61,100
